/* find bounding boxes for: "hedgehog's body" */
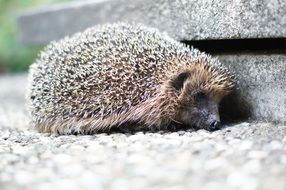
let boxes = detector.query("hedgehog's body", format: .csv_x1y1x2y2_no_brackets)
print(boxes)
27,23,235,135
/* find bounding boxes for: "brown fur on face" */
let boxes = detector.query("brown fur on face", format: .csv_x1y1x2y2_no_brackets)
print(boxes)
167,60,235,130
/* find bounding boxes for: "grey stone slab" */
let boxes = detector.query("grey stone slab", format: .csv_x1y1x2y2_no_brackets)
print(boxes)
17,0,286,45
218,53,286,123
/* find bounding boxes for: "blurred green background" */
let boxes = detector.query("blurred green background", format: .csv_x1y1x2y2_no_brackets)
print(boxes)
0,0,68,73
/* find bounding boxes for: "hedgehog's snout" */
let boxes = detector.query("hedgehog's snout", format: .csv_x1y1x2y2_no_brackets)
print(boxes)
208,117,221,131
204,108,221,131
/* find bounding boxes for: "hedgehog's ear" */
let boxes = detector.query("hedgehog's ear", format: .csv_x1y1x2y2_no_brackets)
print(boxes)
172,71,191,90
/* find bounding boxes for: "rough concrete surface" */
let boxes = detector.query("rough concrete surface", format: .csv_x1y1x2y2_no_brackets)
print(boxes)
17,0,286,44
217,53,286,123
1,74,286,190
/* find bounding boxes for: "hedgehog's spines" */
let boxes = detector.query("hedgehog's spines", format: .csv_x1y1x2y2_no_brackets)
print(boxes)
27,22,235,135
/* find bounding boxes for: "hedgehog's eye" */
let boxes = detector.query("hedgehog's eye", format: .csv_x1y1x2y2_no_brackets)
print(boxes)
194,92,206,100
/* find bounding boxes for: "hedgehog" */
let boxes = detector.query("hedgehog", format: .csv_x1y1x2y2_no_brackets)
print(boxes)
26,23,235,135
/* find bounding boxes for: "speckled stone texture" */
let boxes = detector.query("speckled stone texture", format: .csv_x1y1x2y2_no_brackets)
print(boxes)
17,0,286,44
0,74,286,190
218,54,286,123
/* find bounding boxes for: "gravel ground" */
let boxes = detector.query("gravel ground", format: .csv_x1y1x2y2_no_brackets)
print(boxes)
0,74,286,190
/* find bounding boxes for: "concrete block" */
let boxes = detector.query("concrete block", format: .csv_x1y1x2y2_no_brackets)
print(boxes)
17,0,286,45
218,54,286,123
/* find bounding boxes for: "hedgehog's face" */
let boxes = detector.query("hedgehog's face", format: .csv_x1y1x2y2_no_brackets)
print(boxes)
170,63,235,131
177,90,221,131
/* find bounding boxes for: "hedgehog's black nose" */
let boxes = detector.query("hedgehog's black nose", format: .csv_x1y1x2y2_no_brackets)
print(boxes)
209,120,221,131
